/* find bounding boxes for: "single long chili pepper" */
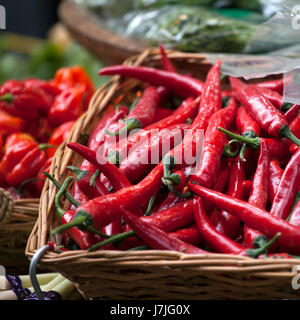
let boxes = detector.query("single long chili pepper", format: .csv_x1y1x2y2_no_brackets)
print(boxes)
290,114,300,139
268,160,283,203
106,97,198,164
250,85,283,109
155,191,184,212
255,78,284,95
242,180,252,200
154,108,173,122
119,207,208,254
209,156,245,239
51,162,164,234
189,96,237,187
285,104,300,123
159,45,177,73
169,225,203,246
105,86,159,136
243,139,270,248
236,106,261,137
119,124,190,183
289,194,300,227
188,182,300,255
98,65,204,98
270,148,300,220
193,197,281,258
230,77,300,146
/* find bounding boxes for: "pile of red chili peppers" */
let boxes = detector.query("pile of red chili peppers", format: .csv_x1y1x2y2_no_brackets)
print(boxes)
0,66,95,199
45,47,300,259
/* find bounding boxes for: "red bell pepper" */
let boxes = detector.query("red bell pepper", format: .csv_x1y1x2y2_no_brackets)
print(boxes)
0,109,24,136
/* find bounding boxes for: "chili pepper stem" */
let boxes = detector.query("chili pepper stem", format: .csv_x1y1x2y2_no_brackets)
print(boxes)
223,140,241,158
88,230,136,252
90,169,100,187
144,194,157,216
218,127,260,149
105,118,141,137
107,150,122,165
0,93,13,103
51,215,87,235
246,232,281,258
54,176,74,219
66,166,88,182
38,143,57,151
279,124,300,147
167,184,193,199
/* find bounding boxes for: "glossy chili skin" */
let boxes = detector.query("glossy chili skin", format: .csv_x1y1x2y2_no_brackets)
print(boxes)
270,148,300,220
191,60,222,132
290,114,300,139
236,106,261,136
169,225,203,246
98,65,204,98
121,207,207,254
268,160,283,203
188,182,300,255
289,197,300,227
154,108,173,122
251,85,283,109
190,97,237,187
119,124,190,183
255,78,284,95
141,199,194,233
285,104,300,123
243,139,270,248
159,45,177,73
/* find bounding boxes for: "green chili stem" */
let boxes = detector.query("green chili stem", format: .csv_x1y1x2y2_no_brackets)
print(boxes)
54,177,74,219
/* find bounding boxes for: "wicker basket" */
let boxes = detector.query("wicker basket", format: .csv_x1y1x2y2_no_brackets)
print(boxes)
0,188,39,273
26,48,300,300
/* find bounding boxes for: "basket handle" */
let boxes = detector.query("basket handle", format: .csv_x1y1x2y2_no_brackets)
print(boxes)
0,188,14,226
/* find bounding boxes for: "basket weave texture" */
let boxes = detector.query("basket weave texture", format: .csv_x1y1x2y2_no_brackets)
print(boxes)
0,188,39,272
26,48,300,300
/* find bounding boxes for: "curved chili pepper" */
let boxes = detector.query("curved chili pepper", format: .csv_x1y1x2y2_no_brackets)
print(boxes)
107,98,198,164
189,96,237,188
48,85,88,126
268,160,283,203
0,109,24,136
230,77,300,146
51,162,164,234
236,105,261,137
159,45,177,73
289,195,300,227
154,108,173,122
119,124,190,183
243,139,270,248
98,65,204,98
105,86,159,137
251,85,283,109
119,207,207,254
193,197,280,258
285,104,300,123
188,182,300,255
290,114,300,139
242,180,252,200
270,149,300,220
47,121,75,158
209,156,245,239
255,78,284,95
169,225,203,246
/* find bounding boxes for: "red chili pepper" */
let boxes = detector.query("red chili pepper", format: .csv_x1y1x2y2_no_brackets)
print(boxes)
141,199,194,233
236,105,261,137
105,86,159,136
289,196,300,227
0,109,24,136
270,149,300,220
0,133,37,184
230,77,300,146
36,156,53,194
155,191,184,212
24,117,54,143
188,182,300,255
285,104,300,123
243,139,270,248
5,144,48,187
251,85,283,109
210,156,245,239
193,197,280,257
189,96,237,187
268,160,283,203
154,108,174,122
255,78,284,95
0,80,45,120
242,180,252,200
107,97,197,164
118,124,190,183
98,65,204,98
48,85,88,126
46,121,75,158
159,45,177,73
290,114,300,139
53,65,95,99
191,60,222,132
169,225,203,246
120,207,207,254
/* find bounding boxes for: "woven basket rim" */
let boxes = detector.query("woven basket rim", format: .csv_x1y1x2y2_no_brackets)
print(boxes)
25,48,298,277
